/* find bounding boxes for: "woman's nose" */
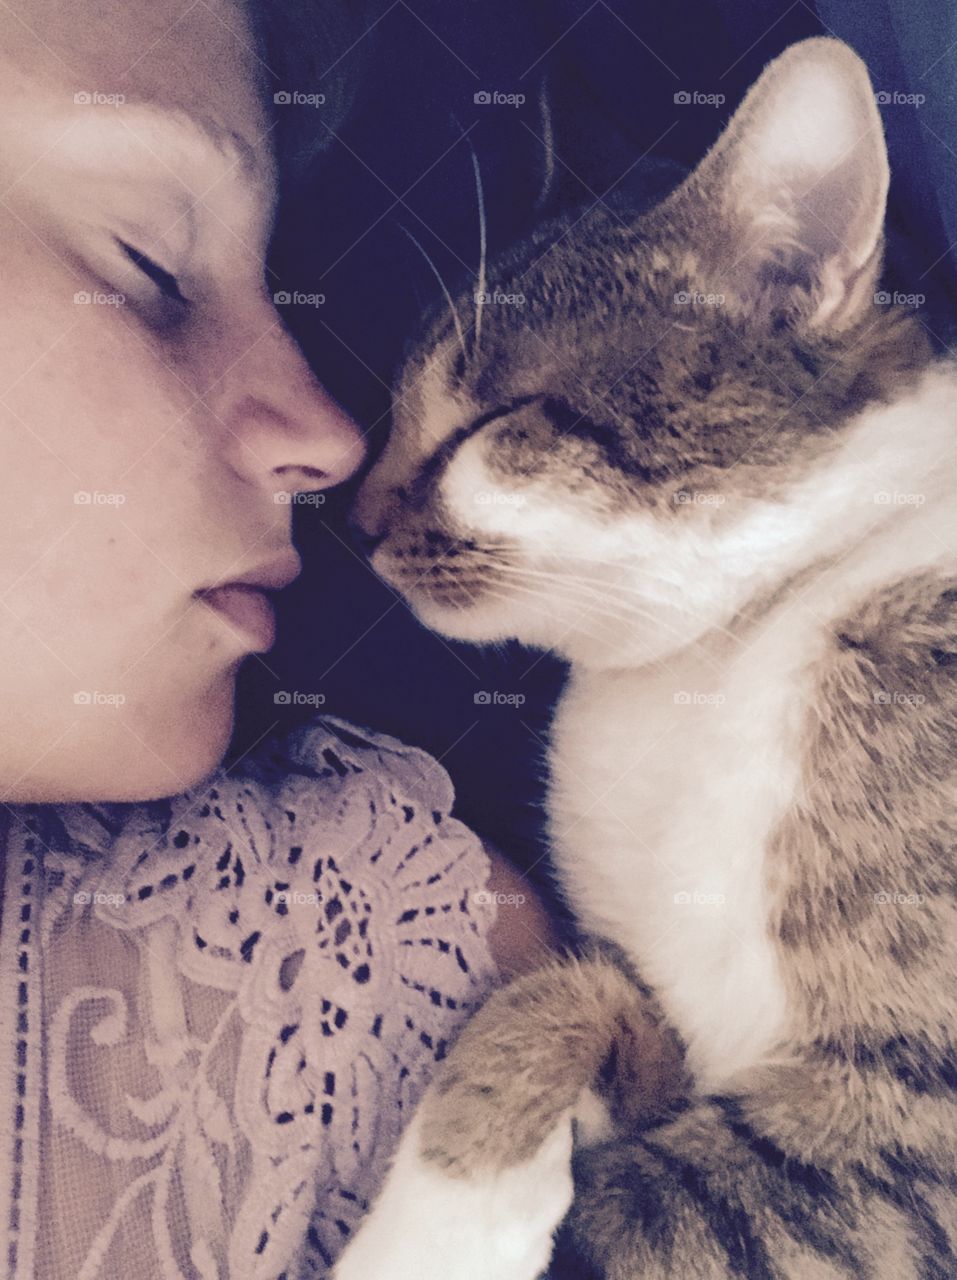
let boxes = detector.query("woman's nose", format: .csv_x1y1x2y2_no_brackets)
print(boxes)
217,317,368,493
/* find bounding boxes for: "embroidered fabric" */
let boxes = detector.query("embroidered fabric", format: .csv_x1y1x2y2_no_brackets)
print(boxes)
0,718,500,1279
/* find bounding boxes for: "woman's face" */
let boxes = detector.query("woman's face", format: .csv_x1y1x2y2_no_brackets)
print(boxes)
0,0,365,802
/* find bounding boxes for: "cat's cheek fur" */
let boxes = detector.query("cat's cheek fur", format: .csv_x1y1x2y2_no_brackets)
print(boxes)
331,1109,576,1280
436,438,714,661
404,592,533,646
436,365,957,670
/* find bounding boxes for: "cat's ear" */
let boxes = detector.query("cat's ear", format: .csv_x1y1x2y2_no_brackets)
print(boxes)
660,38,887,331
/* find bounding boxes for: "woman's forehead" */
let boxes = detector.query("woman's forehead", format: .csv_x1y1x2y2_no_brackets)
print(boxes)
1,0,272,168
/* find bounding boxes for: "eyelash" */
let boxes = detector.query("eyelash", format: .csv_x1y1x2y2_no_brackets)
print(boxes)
115,238,188,305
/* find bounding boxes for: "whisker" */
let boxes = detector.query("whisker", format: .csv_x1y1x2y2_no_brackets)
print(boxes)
488,583,680,662
470,564,681,635
467,142,488,358
535,75,556,210
469,557,743,647
408,564,729,677
461,560,736,665
465,579,622,648
400,224,467,362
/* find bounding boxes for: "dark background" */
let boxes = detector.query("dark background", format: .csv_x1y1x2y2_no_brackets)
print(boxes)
234,0,957,920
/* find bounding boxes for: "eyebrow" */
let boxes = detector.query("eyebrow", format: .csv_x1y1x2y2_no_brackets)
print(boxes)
43,102,263,186
137,104,262,182
176,108,260,179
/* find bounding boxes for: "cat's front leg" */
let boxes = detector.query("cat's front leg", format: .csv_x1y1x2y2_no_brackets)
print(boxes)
333,954,687,1280
332,1104,575,1280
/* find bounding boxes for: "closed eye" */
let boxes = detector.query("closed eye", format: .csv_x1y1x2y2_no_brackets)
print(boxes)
115,238,188,304
437,396,542,468
470,396,540,434
404,396,544,503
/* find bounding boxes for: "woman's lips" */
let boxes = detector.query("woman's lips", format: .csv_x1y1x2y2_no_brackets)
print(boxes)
198,584,276,652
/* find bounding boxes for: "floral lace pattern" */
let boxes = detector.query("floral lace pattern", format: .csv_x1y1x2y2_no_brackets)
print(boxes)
0,719,499,1279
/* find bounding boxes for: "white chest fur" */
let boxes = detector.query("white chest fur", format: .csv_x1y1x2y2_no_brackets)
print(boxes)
548,608,821,1090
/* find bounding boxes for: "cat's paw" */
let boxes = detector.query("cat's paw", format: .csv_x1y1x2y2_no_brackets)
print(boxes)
332,1108,575,1280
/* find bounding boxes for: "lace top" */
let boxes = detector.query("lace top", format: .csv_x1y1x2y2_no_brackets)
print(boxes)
0,718,499,1279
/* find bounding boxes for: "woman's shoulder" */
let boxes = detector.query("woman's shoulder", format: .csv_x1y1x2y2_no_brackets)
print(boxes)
25,715,470,859
30,716,494,970
238,714,460,814
2,719,502,1277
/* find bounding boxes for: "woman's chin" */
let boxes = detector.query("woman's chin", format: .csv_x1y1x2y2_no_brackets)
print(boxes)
68,674,236,803
143,676,238,798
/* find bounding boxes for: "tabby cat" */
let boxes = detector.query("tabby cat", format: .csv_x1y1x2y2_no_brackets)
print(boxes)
335,37,957,1280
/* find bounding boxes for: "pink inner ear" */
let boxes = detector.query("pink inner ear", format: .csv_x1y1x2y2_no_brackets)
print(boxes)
660,39,888,329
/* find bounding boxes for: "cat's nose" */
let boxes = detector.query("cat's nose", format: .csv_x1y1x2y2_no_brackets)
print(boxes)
351,527,386,557
351,473,405,545
347,496,386,555
349,483,386,545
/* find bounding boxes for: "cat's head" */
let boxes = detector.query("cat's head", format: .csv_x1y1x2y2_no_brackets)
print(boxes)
353,38,931,667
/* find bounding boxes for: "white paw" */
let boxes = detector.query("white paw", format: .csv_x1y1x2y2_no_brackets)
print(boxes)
333,1107,575,1280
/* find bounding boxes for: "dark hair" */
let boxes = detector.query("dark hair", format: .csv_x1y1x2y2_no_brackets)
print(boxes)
246,0,382,190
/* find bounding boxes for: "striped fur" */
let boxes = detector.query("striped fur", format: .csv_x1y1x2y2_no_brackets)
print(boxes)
340,37,957,1280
